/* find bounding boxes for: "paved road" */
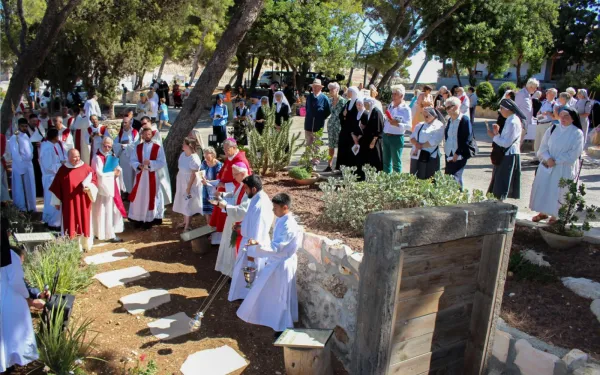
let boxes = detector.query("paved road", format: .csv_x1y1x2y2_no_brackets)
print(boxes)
136,106,599,219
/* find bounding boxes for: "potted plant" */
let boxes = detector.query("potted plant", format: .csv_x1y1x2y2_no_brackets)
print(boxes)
539,178,599,249
288,129,328,185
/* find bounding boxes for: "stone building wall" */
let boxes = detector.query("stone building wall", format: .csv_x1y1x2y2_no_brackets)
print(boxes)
295,231,363,369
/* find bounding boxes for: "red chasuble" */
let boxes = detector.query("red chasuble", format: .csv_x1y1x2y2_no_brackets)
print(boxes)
95,150,127,217
49,163,97,238
209,151,252,232
129,143,160,210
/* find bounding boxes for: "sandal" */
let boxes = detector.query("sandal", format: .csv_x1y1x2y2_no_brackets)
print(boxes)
532,213,548,222
548,217,558,225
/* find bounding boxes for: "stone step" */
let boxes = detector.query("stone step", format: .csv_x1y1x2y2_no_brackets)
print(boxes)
119,289,171,315
180,345,248,375
84,248,131,265
94,266,150,288
92,242,109,248
147,312,193,341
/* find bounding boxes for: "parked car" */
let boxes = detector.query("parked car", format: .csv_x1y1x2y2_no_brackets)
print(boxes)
258,71,294,88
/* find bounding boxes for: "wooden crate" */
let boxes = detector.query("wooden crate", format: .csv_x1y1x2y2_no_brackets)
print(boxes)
352,202,517,375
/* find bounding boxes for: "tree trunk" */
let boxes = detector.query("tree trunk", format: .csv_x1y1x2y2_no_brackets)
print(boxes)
189,29,208,83
467,66,476,87
411,54,431,90
163,0,266,183
346,66,354,87
441,57,447,77
1,0,84,134
377,59,402,89
454,60,463,87
249,56,264,95
368,69,379,87
515,53,523,87
234,50,248,88
157,50,169,80
297,62,309,92
134,70,145,90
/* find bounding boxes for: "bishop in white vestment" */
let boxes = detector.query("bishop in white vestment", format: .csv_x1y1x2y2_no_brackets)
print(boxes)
128,127,167,228
92,138,126,242
40,129,67,228
8,119,36,211
237,194,302,332
215,163,250,277
114,119,139,193
229,175,274,301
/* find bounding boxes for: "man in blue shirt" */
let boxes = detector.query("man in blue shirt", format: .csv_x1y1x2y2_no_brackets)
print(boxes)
210,94,229,143
304,79,331,146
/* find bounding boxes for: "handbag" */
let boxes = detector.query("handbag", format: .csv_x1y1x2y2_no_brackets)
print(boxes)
416,125,438,163
490,136,519,166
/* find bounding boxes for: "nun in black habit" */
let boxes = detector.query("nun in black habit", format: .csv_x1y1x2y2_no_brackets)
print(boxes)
335,86,362,171
360,97,384,172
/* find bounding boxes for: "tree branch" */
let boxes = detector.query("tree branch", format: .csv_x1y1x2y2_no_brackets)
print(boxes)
1,0,21,56
16,0,28,52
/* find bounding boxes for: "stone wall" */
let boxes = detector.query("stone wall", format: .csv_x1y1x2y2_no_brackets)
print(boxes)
295,231,363,369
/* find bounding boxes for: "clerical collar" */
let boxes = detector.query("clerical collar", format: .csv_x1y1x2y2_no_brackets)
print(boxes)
228,150,239,161
66,161,84,168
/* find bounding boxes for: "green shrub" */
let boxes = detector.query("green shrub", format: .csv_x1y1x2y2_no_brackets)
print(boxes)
497,82,517,98
289,166,312,180
0,202,33,233
548,178,599,237
320,166,491,235
508,252,556,283
24,237,96,294
246,105,301,175
298,128,329,171
37,301,100,375
378,86,392,106
590,74,600,98
476,81,495,109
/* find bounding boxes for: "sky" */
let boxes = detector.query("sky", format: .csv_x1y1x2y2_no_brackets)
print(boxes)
407,51,442,84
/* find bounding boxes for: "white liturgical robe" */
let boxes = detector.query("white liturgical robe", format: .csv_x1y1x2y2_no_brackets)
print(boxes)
128,141,167,222
529,124,584,217
71,115,92,164
92,151,125,240
149,125,172,205
40,141,67,227
228,191,274,301
237,213,302,331
57,128,75,151
215,184,249,277
114,128,139,192
8,132,36,211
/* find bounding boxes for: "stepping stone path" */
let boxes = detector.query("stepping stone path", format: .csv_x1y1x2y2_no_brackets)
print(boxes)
84,248,131,265
93,242,109,248
119,289,171,315
94,266,150,288
147,312,193,341
180,345,248,375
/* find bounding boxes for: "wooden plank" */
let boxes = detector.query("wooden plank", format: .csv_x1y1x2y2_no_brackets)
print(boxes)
401,237,483,277
14,232,54,242
393,313,437,343
388,352,432,375
399,262,480,294
283,346,333,375
180,225,215,242
432,304,472,350
396,291,443,321
274,329,333,349
397,283,476,313
390,333,434,365
430,340,467,371
476,234,507,295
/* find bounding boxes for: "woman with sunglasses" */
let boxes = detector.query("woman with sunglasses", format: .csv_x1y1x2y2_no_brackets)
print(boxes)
443,97,472,188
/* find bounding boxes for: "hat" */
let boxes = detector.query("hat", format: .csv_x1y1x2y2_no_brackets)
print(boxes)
232,162,248,173
311,79,323,87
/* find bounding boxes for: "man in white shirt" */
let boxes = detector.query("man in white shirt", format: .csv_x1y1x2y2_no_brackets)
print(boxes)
84,93,102,119
382,85,412,173
468,87,478,122
148,90,159,122
515,78,539,138
455,87,471,120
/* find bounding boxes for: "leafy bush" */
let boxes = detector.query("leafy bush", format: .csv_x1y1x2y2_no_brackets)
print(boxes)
24,237,96,294
476,81,495,109
289,166,312,180
246,105,301,175
590,74,600,98
548,178,599,237
508,252,556,283
378,86,392,106
320,166,491,235
37,301,99,375
497,82,517,98
557,63,600,93
297,128,329,171
0,202,33,233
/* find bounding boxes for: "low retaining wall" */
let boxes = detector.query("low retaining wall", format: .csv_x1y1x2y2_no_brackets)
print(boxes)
295,231,363,368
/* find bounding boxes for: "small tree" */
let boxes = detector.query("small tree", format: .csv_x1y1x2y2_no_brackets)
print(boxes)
475,81,495,109
246,105,301,175
551,178,599,237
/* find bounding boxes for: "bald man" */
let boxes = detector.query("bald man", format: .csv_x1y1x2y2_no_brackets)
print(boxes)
49,149,98,251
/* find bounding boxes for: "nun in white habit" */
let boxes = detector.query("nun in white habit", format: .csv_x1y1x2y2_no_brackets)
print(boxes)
529,107,584,222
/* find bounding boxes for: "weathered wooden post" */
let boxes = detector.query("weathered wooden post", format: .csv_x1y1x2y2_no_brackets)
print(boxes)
352,202,517,375
274,328,334,375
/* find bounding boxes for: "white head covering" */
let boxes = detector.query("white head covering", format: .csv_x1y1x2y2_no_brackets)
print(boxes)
364,97,375,120
274,91,291,114
259,96,269,107
355,98,365,120
347,86,362,110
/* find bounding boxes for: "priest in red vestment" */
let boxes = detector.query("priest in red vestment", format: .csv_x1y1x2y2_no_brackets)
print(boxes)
209,138,252,245
50,148,98,251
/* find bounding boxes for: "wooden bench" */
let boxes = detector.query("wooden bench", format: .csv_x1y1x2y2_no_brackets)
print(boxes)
274,328,334,375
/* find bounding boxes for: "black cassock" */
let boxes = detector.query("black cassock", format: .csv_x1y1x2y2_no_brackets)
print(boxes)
358,108,384,173
335,101,360,171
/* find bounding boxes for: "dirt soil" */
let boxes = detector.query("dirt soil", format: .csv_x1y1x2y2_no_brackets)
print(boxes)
501,226,600,357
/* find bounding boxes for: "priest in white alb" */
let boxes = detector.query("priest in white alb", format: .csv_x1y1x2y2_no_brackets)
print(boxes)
91,137,126,242
50,149,98,251
40,129,67,230
53,115,74,151
114,116,139,193
89,115,110,159
237,193,302,332
71,112,92,164
128,126,167,229
8,119,36,212
215,162,250,277
228,175,274,301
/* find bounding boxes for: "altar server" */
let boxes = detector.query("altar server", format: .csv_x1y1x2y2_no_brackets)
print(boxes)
9,119,36,211
237,193,302,332
228,175,274,301
114,116,139,193
40,129,67,229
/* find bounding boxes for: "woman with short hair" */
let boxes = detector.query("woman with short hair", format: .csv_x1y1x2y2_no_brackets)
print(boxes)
173,137,203,232
530,108,584,223
443,96,472,187
409,107,445,179
325,82,347,172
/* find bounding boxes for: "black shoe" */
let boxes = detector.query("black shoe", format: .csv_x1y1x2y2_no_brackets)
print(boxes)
322,166,333,173
109,236,123,243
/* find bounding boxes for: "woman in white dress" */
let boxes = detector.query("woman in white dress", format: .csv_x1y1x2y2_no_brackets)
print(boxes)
172,137,202,232
529,107,584,223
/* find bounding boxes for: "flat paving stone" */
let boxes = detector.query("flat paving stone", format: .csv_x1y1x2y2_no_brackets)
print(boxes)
84,248,131,265
94,266,150,288
148,312,192,341
119,289,171,315
93,243,109,248
180,345,248,375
